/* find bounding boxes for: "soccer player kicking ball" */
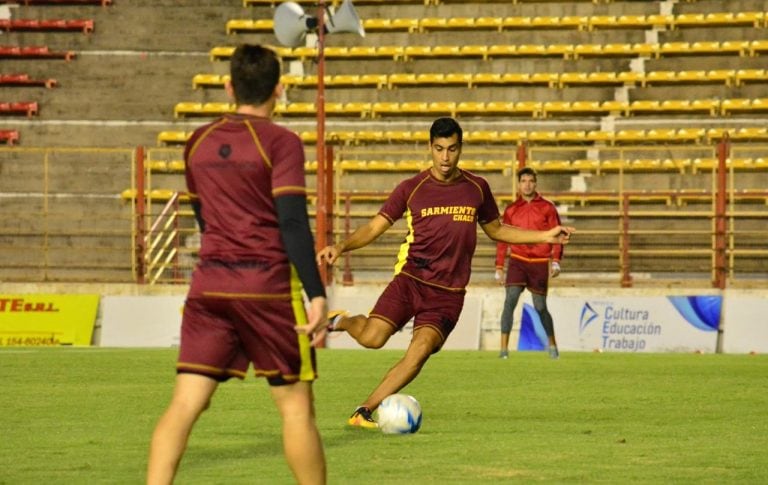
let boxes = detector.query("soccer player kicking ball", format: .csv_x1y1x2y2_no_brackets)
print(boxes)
315,117,574,428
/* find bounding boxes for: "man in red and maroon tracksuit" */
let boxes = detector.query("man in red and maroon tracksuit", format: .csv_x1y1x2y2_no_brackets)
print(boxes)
495,167,563,360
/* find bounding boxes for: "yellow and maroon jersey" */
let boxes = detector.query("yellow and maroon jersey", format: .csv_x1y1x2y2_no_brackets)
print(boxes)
184,113,306,297
379,169,500,291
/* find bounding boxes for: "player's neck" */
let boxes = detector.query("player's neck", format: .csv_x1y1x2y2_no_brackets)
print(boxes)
235,103,273,119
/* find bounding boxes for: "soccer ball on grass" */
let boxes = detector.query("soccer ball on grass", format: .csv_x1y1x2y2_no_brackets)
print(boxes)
377,394,422,434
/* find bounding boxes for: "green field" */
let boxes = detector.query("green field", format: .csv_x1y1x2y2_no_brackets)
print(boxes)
1,348,767,484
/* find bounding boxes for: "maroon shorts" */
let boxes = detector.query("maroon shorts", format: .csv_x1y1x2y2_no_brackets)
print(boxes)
505,257,550,295
370,273,464,351
177,296,317,385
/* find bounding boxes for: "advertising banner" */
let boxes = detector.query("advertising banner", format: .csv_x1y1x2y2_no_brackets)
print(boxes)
518,295,721,353
100,296,185,347
722,294,768,354
0,294,99,346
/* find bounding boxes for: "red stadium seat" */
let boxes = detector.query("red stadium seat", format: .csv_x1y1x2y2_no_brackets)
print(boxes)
0,73,58,88
0,45,75,60
0,129,20,145
0,101,38,117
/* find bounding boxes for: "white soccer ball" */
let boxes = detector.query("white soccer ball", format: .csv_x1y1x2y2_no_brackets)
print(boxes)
377,394,422,434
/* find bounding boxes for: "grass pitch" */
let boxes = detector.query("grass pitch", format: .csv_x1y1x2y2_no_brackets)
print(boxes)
1,348,766,484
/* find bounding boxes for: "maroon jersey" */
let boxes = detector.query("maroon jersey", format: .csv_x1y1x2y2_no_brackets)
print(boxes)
184,114,306,298
495,192,563,267
379,169,500,291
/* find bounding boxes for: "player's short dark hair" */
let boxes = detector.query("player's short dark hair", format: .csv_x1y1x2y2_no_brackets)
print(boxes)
429,117,463,144
229,44,281,106
517,166,538,181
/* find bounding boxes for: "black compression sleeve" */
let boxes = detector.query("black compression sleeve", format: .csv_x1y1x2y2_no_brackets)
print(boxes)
191,199,205,232
275,194,326,299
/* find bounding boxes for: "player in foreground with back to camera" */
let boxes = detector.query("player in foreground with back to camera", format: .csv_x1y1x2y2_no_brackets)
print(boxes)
315,117,574,428
147,44,328,485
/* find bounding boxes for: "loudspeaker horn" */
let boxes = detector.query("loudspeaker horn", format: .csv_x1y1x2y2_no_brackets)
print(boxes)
273,0,365,48
326,0,365,38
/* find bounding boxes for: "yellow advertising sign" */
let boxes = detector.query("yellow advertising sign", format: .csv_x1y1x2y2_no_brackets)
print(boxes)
0,294,99,346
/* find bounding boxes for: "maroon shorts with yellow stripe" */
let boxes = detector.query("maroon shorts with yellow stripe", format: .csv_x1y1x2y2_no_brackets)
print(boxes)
370,273,464,352
177,296,317,386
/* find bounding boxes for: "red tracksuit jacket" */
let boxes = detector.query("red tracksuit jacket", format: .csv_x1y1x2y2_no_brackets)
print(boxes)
495,192,563,268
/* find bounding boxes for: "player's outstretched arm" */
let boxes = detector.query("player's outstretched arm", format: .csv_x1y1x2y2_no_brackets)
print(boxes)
481,219,575,245
316,214,393,266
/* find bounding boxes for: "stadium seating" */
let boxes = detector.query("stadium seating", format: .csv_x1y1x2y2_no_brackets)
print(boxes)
0,19,95,34
0,73,57,88
0,45,75,60
4,0,110,4
0,129,19,145
0,102,38,117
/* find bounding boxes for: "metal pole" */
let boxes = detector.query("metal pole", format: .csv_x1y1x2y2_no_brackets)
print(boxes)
713,135,728,289
315,0,329,286
135,146,146,284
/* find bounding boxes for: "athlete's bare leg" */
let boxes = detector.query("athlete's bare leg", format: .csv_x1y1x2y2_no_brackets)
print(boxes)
359,326,442,411
270,381,326,485
147,373,218,485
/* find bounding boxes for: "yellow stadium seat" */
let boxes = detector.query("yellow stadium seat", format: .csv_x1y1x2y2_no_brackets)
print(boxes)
201,102,234,116
445,73,472,86
485,101,517,116
225,19,272,34
528,72,558,87
541,101,571,117
459,45,488,59
749,40,768,56
573,43,602,58
601,43,633,57
167,160,186,172
174,102,204,118
455,102,486,116
147,160,168,172
427,101,456,116
512,101,542,117
558,72,587,87
387,73,416,89
464,131,498,143
282,102,315,116
585,130,613,144
516,44,547,57
487,45,517,58
446,17,476,30
397,160,426,172
720,98,751,115
157,131,190,146
735,69,767,85
643,71,677,86
730,127,768,141
600,100,628,115
501,16,532,30
536,159,572,172
299,131,317,143
588,16,617,31
352,131,384,144
631,43,657,58
192,74,226,89
614,130,647,143
403,45,431,60
645,129,678,143
556,130,588,144
735,11,765,27
571,159,599,171
616,15,648,28
472,73,503,86
431,45,461,57
327,131,356,144
646,14,673,29
498,131,527,143
498,72,531,86
703,69,736,85
628,100,661,115
390,18,419,32
527,131,558,143
475,17,502,31
209,46,234,61
674,13,706,28
617,71,642,86
658,42,690,57
419,17,447,31
396,102,428,115
675,128,705,143
586,72,620,86
416,73,448,85
689,42,722,55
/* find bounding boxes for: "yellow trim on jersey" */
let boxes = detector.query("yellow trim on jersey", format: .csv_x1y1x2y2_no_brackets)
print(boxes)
400,270,466,292
273,185,307,196
187,118,228,160
394,207,414,275
200,291,291,300
290,264,316,381
244,119,272,169
509,253,551,264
